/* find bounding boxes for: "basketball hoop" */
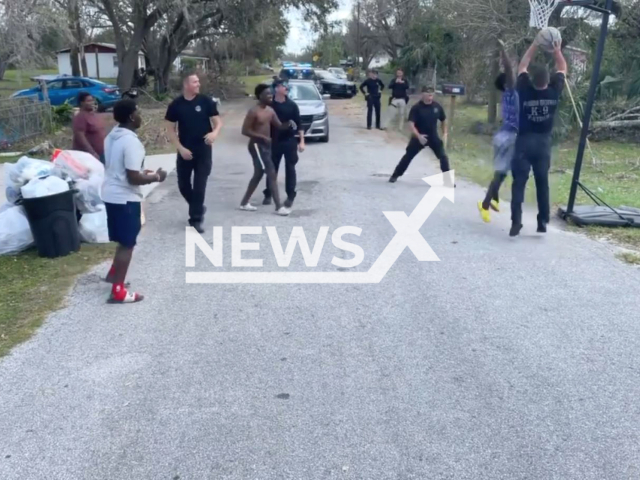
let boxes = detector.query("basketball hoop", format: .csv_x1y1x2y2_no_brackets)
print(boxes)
528,0,560,28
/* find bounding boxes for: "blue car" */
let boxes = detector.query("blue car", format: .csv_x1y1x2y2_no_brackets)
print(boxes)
11,75,121,111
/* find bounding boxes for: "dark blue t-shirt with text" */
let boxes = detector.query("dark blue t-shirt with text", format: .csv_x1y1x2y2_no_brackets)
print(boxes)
517,72,565,136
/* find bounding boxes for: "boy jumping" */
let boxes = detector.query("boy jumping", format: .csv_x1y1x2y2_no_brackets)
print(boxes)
478,40,518,222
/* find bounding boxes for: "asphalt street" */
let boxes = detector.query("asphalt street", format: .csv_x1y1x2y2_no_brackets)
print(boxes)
1,99,640,480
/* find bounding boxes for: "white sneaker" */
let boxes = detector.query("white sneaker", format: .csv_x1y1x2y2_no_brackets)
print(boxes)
276,207,291,216
239,203,257,211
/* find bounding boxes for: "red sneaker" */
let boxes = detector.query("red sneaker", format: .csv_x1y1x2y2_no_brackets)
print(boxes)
107,283,144,304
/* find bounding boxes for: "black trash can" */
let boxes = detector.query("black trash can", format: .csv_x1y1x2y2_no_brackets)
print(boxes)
22,189,81,258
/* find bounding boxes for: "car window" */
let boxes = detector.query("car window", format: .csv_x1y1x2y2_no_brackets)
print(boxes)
64,80,84,89
46,80,64,90
82,80,95,88
287,84,321,101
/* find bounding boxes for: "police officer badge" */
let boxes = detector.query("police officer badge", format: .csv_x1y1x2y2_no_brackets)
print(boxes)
195,106,202,112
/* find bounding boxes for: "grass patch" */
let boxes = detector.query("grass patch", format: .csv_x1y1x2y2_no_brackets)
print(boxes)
0,244,115,357
240,75,271,96
616,251,640,265
580,225,640,249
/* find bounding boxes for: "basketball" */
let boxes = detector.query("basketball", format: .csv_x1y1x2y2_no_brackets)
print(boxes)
537,27,562,52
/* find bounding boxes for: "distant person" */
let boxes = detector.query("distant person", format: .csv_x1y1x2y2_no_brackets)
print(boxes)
384,69,410,131
102,99,167,304
359,70,385,130
72,92,106,163
165,72,223,234
478,40,518,223
262,79,305,208
509,34,567,237
389,86,453,186
239,84,294,215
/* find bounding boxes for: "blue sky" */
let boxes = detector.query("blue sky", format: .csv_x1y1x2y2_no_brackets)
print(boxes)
284,0,353,55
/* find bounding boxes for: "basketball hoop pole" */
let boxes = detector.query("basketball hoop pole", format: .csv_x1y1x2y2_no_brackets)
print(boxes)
565,0,614,215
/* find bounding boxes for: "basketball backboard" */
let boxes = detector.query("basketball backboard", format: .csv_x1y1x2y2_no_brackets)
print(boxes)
556,0,621,16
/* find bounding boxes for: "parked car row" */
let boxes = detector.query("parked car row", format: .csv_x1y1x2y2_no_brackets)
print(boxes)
278,67,357,99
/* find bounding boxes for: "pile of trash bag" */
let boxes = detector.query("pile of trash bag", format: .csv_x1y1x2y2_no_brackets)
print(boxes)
1,150,109,256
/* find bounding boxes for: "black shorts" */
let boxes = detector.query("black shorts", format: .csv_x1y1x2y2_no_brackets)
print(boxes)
105,201,142,248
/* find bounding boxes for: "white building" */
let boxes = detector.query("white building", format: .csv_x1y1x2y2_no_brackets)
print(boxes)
56,43,145,79
173,51,209,72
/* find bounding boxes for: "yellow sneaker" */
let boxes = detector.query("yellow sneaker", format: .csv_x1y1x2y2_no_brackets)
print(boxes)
490,199,500,212
478,201,491,223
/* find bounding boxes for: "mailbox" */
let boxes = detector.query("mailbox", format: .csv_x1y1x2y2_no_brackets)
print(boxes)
442,83,465,96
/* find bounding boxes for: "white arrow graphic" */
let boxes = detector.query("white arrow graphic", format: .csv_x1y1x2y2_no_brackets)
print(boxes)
186,171,455,284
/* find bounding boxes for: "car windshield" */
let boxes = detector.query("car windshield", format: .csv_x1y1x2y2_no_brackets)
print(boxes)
316,71,335,80
287,83,321,101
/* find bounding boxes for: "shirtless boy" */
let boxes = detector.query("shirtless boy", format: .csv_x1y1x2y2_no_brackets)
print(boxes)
240,84,293,216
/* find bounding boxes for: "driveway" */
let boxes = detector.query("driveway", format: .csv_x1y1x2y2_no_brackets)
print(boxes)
1,99,639,480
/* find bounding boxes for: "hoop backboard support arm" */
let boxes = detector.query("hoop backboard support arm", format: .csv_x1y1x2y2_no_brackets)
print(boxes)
564,0,614,216
557,0,611,15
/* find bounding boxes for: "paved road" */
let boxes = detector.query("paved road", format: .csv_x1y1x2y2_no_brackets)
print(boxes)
2,99,640,480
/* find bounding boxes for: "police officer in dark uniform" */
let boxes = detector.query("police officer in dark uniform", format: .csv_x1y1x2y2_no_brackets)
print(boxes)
389,86,453,186
359,70,385,130
263,79,305,208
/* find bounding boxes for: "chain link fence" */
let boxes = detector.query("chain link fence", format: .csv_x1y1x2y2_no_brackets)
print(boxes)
0,96,51,147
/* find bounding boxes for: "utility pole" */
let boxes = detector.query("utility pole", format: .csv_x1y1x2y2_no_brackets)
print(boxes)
356,0,360,68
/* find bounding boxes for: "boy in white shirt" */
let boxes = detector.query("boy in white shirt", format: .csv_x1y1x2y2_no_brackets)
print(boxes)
102,99,167,303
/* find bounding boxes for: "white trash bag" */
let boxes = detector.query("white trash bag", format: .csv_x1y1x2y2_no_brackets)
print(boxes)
4,157,61,204
52,150,104,180
74,176,103,214
4,166,20,204
21,175,70,199
52,150,104,213
78,205,109,243
0,205,34,255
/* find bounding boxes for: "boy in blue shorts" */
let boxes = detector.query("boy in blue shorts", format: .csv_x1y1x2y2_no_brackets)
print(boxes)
102,99,167,303
478,40,518,222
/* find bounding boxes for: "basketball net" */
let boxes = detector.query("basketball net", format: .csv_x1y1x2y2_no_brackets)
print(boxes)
528,0,560,28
